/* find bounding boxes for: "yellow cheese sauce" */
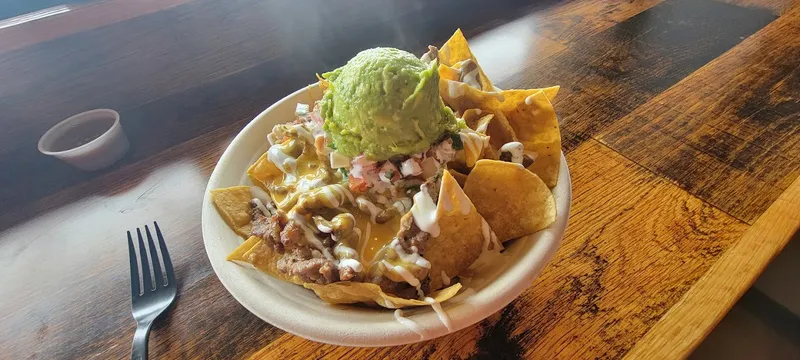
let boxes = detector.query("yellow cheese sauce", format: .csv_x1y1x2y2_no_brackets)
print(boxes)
349,205,401,265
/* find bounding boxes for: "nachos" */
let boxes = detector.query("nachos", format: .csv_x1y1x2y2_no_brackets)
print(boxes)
211,30,560,310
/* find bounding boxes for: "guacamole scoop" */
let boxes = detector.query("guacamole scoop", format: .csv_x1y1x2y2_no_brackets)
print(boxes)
321,47,457,160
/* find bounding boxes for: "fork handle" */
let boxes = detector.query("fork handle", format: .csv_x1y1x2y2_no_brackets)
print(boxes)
131,320,153,360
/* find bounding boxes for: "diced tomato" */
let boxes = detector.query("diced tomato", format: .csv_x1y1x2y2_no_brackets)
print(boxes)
348,174,369,193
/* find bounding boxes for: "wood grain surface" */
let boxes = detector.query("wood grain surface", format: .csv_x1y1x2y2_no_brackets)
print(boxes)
0,0,797,359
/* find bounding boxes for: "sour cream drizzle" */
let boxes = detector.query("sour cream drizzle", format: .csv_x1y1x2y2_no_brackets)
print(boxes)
392,197,413,215
394,310,425,340
411,190,440,237
322,184,354,208
441,270,451,286
289,212,335,260
480,217,503,252
390,239,431,269
382,260,420,287
425,297,453,331
339,258,364,273
500,142,525,164
251,198,269,215
267,144,297,175
356,196,382,223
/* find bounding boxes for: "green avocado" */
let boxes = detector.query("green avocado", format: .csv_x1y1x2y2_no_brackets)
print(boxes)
321,47,457,160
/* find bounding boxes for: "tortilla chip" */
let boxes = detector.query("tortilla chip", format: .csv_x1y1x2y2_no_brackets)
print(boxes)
210,186,253,238
439,29,493,91
226,236,261,261
248,153,282,190
228,236,306,285
501,90,561,187
447,168,468,188
461,108,516,153
438,63,461,82
424,170,485,291
305,282,462,308
463,160,556,242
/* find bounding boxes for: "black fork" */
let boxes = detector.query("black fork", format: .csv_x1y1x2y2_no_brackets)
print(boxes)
127,222,177,360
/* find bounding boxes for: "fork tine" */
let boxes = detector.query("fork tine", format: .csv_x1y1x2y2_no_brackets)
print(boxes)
136,228,153,292
127,231,141,296
144,225,164,287
153,221,175,285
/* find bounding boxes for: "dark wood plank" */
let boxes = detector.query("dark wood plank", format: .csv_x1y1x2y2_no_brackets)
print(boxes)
0,120,289,359
599,5,800,223
0,0,195,55
499,0,777,153
0,0,568,216
716,0,797,14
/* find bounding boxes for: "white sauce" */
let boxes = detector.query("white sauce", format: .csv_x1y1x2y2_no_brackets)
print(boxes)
251,198,269,215
249,186,271,204
411,190,440,237
447,81,468,98
293,124,314,145
391,239,431,269
500,141,525,164
339,258,364,273
475,119,490,134
267,144,298,174
524,94,536,106
392,197,412,215
394,310,425,340
425,297,453,331
382,260,420,287
480,217,492,252
400,158,423,176
295,177,327,194
356,196,382,223
316,221,332,233
289,212,334,260
461,68,481,89
334,243,358,259
480,217,503,252
441,270,451,286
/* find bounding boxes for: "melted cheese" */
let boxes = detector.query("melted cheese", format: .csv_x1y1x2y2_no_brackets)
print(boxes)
351,205,401,265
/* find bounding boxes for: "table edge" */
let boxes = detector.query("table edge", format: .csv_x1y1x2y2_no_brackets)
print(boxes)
624,176,800,359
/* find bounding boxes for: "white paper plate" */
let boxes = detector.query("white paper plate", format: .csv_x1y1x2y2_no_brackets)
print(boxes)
201,84,572,346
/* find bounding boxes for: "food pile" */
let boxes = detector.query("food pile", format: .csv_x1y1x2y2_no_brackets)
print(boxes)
211,29,560,310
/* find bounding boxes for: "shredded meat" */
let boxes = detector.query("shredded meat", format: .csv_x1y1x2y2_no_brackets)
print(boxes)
367,273,418,299
272,220,340,284
499,152,535,167
277,250,339,284
396,212,430,253
419,173,441,205
250,201,287,253
339,265,357,282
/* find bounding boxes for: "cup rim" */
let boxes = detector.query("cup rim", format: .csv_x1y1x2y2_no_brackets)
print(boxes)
38,108,121,156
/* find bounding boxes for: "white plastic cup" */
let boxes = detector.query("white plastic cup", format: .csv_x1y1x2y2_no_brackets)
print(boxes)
38,109,130,171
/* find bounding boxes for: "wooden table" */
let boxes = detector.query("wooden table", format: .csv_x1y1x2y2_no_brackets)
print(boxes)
0,0,797,358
